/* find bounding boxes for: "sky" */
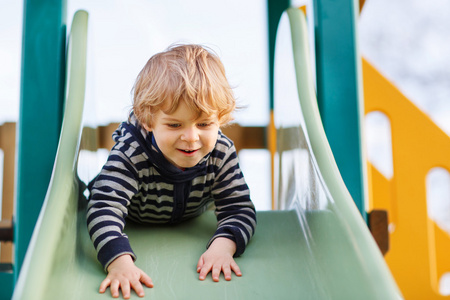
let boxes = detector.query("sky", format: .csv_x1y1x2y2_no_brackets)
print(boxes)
70,0,270,127
0,0,270,126
0,1,22,122
360,0,450,136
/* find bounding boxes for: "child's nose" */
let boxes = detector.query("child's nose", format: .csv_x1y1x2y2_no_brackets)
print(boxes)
181,127,199,142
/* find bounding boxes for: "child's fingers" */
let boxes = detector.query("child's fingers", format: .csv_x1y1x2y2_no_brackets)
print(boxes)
196,256,204,273
222,264,232,281
99,278,111,293
120,280,131,299
140,271,154,288
212,264,221,282
198,262,213,281
231,260,242,276
110,279,121,298
130,279,145,298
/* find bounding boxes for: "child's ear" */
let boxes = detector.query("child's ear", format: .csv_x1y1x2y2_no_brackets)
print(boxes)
142,123,152,132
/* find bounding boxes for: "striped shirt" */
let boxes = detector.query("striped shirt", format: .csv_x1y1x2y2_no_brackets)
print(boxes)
87,114,256,270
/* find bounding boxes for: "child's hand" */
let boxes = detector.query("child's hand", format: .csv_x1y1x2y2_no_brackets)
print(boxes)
197,237,242,282
100,254,154,299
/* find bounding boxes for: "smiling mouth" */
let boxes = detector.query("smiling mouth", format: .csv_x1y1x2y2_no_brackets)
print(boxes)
179,149,198,154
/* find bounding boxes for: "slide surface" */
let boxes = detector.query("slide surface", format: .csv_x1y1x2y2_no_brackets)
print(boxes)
13,8,401,300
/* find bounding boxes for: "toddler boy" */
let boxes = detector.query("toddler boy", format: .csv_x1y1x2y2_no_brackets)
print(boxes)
87,44,257,299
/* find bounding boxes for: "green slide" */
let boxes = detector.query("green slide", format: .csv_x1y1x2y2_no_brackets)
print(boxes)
13,8,402,300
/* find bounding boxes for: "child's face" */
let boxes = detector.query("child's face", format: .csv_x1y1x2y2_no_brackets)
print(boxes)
145,100,220,169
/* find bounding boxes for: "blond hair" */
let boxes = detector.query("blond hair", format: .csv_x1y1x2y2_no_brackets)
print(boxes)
132,44,235,127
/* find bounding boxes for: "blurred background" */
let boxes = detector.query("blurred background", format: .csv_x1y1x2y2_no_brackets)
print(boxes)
0,0,449,218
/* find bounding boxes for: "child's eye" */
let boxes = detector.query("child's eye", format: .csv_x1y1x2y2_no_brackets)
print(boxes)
167,124,181,128
197,123,211,128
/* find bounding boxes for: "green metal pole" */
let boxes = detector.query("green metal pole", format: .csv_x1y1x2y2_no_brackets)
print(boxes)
267,0,291,209
267,0,291,110
14,0,66,285
313,0,366,219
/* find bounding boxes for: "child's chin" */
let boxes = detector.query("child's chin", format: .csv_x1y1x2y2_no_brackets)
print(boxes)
183,163,199,169
176,160,200,169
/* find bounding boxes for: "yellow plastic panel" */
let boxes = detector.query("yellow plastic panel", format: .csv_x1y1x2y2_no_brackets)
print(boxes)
364,58,450,299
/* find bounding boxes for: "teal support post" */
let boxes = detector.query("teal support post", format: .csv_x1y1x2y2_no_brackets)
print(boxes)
0,268,13,300
313,0,367,219
15,0,67,285
267,0,291,109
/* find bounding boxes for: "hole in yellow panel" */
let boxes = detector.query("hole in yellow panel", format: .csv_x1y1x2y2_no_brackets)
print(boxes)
365,111,393,179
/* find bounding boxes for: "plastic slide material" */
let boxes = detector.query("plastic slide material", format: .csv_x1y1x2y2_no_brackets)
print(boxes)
13,8,402,300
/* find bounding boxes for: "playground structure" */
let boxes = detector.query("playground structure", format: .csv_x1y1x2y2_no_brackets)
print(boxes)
0,0,449,299
11,8,401,299
364,60,450,298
